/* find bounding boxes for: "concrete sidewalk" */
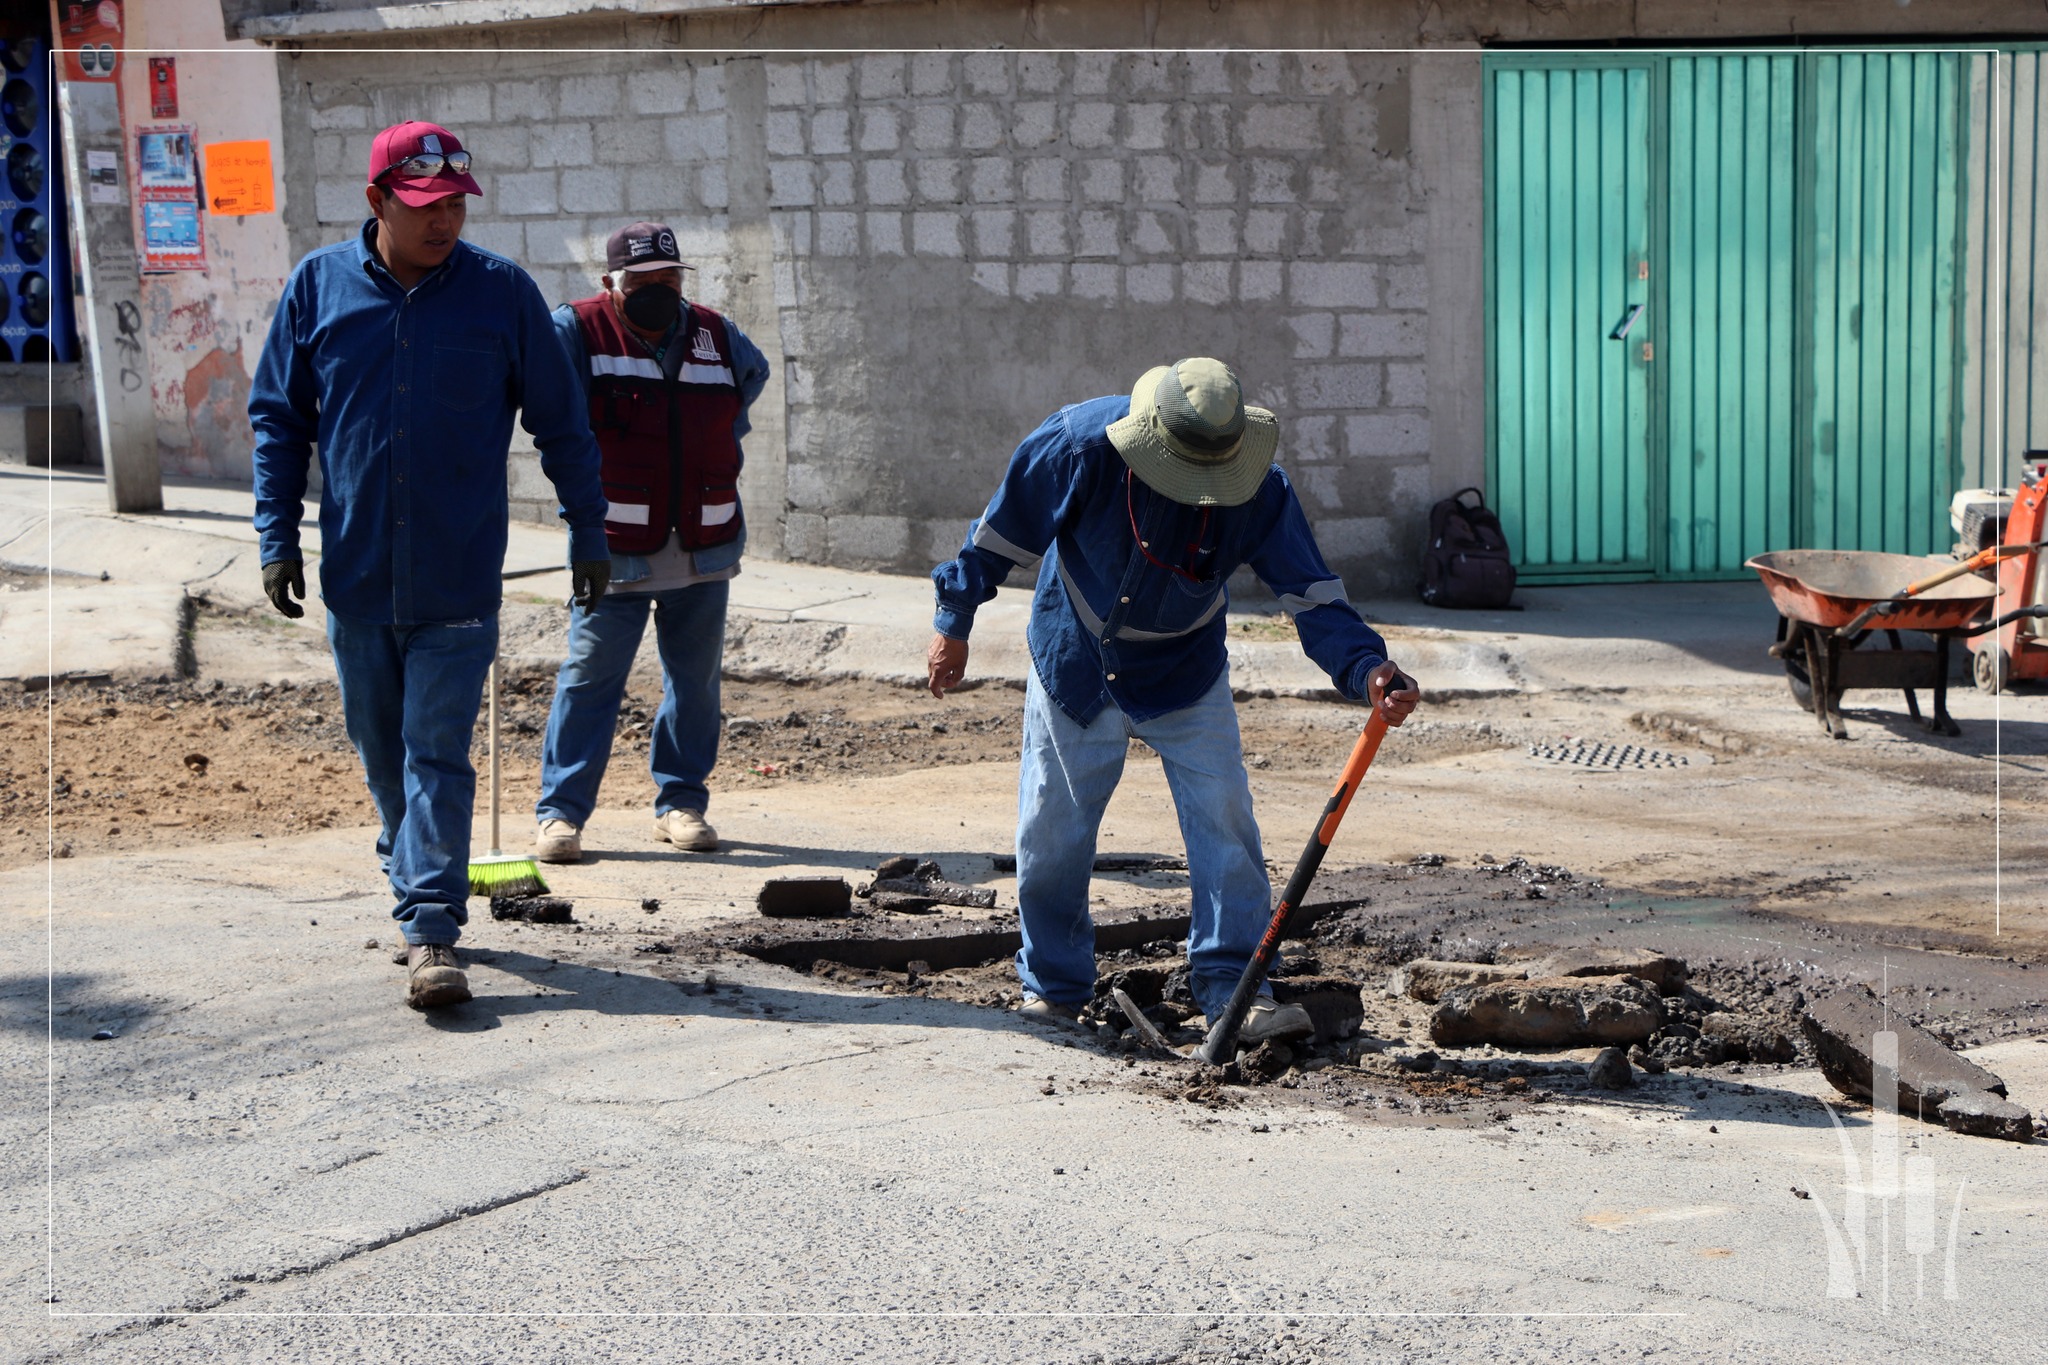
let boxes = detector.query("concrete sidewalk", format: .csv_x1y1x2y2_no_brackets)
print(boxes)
0,466,1788,697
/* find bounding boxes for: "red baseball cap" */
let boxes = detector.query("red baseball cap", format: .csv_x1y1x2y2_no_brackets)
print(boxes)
367,121,482,206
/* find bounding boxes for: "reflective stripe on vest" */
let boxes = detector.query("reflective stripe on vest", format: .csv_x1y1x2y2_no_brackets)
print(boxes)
572,295,744,556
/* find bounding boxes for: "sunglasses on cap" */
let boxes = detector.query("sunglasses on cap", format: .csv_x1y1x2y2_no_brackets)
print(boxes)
374,150,474,183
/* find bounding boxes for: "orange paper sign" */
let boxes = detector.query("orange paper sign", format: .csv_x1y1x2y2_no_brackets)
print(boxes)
201,140,276,216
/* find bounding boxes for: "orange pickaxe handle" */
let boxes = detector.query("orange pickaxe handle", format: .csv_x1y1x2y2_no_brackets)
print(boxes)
1195,676,1408,1065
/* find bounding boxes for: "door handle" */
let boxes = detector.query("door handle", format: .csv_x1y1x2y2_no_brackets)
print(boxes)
1610,303,1645,340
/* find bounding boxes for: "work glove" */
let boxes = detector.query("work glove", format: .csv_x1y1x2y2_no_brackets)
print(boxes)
571,559,611,611
262,558,305,619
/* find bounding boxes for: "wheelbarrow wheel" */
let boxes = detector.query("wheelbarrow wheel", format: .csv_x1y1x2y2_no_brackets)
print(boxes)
1973,646,2011,695
1784,654,1841,711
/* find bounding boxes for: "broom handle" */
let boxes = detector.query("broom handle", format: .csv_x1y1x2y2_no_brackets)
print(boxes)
488,654,502,857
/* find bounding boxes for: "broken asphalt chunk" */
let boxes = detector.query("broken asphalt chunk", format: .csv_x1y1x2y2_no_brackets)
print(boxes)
1237,1040,1294,1082
1388,958,1528,1004
857,857,998,910
757,877,853,918
490,896,574,923
1700,1011,1796,1064
1586,1046,1634,1089
1519,946,1688,995
1430,975,1664,1049
1800,985,2010,1121
1936,1088,2035,1143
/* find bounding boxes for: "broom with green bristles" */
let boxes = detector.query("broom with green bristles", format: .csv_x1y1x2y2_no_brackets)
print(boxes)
469,652,549,899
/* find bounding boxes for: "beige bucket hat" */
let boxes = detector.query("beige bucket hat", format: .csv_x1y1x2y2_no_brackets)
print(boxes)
1105,357,1278,508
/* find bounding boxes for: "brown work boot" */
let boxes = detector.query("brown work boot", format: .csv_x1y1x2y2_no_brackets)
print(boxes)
652,808,718,852
535,818,583,864
405,943,470,1010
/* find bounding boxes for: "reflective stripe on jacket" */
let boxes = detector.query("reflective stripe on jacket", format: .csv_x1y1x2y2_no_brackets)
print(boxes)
931,394,1390,725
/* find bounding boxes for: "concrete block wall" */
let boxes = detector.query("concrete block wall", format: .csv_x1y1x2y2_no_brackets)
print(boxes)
300,58,738,318
278,47,1452,594
294,54,752,542
757,50,1435,590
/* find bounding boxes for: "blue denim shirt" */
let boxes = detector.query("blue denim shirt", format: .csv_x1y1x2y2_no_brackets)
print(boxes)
932,395,1390,725
549,302,771,583
250,220,608,625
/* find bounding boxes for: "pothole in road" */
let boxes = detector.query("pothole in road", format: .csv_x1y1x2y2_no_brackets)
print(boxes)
673,857,1947,1125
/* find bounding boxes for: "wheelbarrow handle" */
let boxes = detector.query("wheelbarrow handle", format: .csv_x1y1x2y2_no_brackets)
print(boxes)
1835,542,2045,638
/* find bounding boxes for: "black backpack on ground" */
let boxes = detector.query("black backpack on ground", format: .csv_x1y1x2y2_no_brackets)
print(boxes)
1418,487,1518,609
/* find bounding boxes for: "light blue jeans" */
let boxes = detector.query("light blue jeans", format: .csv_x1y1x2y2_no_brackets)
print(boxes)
325,609,498,946
536,579,728,827
1015,667,1271,1019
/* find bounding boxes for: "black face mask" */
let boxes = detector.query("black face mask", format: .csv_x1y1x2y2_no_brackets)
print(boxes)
621,283,681,332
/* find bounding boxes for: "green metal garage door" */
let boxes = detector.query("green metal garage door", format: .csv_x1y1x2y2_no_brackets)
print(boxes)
1486,61,1654,577
1804,52,1969,558
1664,53,1799,577
1487,51,1976,581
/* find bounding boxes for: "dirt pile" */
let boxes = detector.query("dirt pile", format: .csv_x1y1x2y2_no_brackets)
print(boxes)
1,674,1031,870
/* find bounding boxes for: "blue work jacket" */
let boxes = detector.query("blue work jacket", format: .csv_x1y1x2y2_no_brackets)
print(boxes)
250,220,609,625
549,303,771,584
932,394,1390,724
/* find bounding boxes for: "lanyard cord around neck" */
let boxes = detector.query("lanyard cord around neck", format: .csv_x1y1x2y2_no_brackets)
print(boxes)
1125,468,1214,584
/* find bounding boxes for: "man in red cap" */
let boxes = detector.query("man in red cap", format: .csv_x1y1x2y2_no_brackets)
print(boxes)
531,221,770,862
250,121,612,1011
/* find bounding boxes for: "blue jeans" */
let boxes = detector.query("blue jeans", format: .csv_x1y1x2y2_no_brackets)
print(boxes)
1014,667,1272,1020
325,609,498,946
536,579,728,827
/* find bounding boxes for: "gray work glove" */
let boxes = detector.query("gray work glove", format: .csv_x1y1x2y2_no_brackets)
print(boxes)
571,559,611,611
262,558,305,619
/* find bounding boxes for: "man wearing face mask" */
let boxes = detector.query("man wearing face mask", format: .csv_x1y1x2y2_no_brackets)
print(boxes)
533,221,771,860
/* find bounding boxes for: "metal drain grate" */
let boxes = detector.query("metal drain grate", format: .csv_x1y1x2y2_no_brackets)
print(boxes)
1528,740,1692,770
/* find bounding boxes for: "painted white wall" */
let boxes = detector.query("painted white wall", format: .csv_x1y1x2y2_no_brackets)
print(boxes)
119,0,292,480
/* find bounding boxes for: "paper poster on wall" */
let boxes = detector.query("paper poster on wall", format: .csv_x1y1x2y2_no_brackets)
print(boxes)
86,149,122,204
136,128,197,191
135,125,206,272
141,200,206,271
149,58,179,118
201,141,276,216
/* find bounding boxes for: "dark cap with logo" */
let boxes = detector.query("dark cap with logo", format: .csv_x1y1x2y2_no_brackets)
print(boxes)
605,221,689,274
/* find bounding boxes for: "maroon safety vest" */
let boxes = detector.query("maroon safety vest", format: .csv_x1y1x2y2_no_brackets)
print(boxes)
571,295,743,556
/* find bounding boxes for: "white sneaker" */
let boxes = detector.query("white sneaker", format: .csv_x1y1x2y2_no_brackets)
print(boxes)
535,819,582,864
653,808,718,851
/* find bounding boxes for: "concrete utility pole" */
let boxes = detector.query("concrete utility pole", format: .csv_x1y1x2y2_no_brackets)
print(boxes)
57,80,161,513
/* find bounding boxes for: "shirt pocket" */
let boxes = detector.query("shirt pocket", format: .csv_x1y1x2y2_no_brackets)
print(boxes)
432,333,506,413
1142,581,1224,638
